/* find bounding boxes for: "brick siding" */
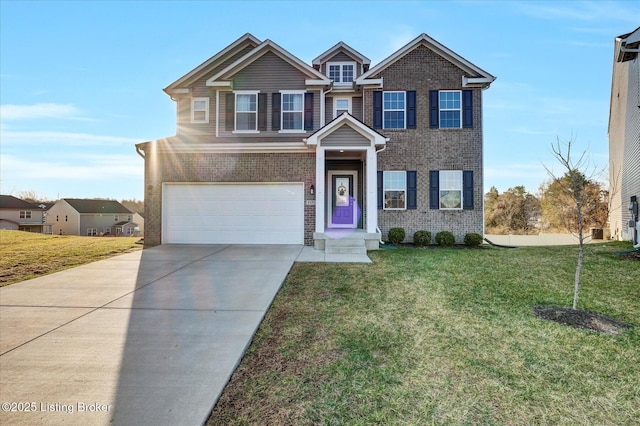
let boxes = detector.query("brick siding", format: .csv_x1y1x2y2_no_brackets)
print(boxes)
143,148,316,246
364,45,485,243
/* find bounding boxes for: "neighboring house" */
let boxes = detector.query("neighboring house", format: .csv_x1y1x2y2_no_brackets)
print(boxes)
47,199,136,236
609,26,640,246
0,195,50,233
136,33,495,248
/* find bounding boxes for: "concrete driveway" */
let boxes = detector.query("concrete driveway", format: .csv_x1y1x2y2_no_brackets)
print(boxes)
0,244,302,426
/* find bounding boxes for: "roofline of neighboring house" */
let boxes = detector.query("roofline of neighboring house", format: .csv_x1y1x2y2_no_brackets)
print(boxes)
357,33,496,88
164,33,262,95
206,39,331,87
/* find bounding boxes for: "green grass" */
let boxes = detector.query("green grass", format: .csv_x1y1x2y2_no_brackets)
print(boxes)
0,230,141,286
208,242,639,425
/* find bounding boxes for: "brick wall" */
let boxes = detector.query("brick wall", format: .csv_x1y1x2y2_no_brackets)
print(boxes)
364,45,485,243
143,147,316,246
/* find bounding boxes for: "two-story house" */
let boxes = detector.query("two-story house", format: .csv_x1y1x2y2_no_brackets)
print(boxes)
0,195,49,233
609,26,640,246
47,198,136,236
136,33,495,249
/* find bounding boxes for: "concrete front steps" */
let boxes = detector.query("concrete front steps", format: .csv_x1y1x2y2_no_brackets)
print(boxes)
325,237,367,255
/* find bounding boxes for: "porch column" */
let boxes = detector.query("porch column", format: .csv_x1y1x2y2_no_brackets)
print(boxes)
365,146,378,233
315,147,325,233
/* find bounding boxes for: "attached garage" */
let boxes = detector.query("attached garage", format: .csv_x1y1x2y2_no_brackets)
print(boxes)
162,183,304,244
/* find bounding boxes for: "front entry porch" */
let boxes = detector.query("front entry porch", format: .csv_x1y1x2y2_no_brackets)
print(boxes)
303,113,388,252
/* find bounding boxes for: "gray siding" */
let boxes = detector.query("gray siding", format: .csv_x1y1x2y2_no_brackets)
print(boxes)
322,125,370,146
233,52,307,90
320,49,364,78
610,44,640,241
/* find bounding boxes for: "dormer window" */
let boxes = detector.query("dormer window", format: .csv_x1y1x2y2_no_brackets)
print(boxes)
327,62,355,85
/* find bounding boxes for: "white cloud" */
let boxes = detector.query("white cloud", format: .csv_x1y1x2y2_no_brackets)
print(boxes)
0,130,141,146
0,103,87,121
1,153,142,181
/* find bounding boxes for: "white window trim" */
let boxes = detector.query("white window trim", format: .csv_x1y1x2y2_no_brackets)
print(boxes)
191,97,209,124
333,97,352,118
383,171,407,211
20,211,32,219
114,214,119,221
87,228,98,236
439,170,463,210
327,61,356,85
233,90,259,134
383,91,406,130
439,90,462,129
279,90,305,133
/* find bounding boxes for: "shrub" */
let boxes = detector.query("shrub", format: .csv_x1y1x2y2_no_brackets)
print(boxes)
435,231,456,246
464,232,483,247
413,230,432,247
387,227,406,245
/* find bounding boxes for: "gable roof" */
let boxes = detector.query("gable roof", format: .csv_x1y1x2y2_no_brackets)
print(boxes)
304,112,388,147
0,195,39,209
206,39,330,86
164,33,261,94
312,42,371,66
357,33,495,88
63,199,132,214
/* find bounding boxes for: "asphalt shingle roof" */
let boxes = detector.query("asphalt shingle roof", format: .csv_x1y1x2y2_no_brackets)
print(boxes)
0,195,40,209
64,199,132,214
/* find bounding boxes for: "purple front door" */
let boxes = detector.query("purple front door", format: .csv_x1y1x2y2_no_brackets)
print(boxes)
331,174,355,226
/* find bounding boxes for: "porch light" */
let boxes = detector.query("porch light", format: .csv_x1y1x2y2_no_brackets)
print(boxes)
310,185,315,195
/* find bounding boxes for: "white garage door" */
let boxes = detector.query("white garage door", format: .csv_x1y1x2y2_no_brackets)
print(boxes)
162,183,304,244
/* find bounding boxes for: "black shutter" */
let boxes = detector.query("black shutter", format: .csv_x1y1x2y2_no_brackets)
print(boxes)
373,91,382,129
462,90,473,128
377,171,383,209
429,170,439,209
429,90,439,129
258,93,267,131
463,170,474,210
225,93,235,131
272,93,281,131
406,91,416,129
407,170,417,209
304,92,314,131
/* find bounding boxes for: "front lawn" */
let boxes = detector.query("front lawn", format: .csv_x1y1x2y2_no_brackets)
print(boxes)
0,230,141,286
209,242,639,425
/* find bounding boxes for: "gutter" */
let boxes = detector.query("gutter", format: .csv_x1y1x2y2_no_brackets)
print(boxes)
135,142,148,159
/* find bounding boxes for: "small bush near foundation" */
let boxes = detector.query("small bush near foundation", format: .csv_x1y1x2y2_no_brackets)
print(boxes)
388,227,406,245
413,230,432,247
435,231,456,246
464,232,483,247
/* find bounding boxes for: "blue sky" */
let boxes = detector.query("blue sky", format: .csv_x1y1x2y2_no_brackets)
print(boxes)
1,0,638,201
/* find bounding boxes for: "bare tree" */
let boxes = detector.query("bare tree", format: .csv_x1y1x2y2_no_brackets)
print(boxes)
543,136,600,310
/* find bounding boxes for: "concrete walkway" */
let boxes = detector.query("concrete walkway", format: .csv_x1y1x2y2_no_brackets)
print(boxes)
0,244,307,426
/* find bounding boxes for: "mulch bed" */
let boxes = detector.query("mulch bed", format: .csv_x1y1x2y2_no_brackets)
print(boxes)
533,306,632,335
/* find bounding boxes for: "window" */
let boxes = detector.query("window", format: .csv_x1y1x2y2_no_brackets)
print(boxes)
281,91,304,131
87,228,98,236
383,171,407,210
439,171,463,209
430,170,474,210
191,97,209,123
334,98,351,117
383,91,405,129
19,211,32,219
327,62,355,84
430,90,473,129
439,91,461,128
114,214,119,221
56,215,59,222
235,92,258,131
127,215,132,221
65,215,68,222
